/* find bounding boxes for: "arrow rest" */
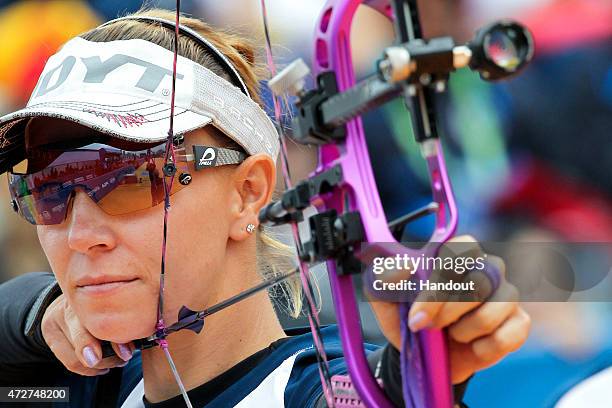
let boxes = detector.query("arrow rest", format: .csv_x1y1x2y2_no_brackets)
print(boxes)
300,210,365,276
291,72,347,144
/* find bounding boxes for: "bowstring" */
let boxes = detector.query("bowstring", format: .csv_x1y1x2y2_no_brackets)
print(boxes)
157,1,193,407
259,1,336,406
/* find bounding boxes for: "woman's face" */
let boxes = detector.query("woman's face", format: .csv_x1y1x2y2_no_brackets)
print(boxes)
36,126,272,343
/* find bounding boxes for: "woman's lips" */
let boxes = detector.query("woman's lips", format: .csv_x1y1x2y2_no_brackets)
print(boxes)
76,278,139,296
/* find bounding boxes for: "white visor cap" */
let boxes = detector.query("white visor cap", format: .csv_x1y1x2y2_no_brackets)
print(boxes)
0,36,280,169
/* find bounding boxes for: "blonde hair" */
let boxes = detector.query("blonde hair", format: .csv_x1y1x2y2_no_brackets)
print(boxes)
80,9,303,317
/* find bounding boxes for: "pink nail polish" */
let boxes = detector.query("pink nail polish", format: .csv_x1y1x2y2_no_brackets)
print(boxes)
409,311,430,332
118,343,132,361
83,346,100,368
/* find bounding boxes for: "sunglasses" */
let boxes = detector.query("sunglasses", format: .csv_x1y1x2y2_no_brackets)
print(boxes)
8,139,246,225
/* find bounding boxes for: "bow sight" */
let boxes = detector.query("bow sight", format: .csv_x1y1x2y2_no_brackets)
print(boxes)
264,20,533,147
259,1,533,407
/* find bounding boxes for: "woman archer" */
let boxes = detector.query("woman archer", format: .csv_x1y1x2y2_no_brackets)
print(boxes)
0,9,529,408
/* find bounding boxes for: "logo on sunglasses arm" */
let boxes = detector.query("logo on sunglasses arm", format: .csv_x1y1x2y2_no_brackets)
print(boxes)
194,146,218,170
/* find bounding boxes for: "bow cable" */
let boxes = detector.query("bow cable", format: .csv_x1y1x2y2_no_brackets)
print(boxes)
259,1,336,406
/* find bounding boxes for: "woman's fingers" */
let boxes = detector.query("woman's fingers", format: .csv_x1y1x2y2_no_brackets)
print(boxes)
62,301,130,369
41,295,128,374
41,300,109,376
408,235,490,331
448,281,519,344
60,301,103,369
447,339,480,384
407,300,443,331
409,269,498,331
471,307,531,365
430,301,482,329
111,342,134,363
447,307,530,383
409,252,511,332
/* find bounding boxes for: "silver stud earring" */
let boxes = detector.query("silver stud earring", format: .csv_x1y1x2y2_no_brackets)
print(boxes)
246,223,256,233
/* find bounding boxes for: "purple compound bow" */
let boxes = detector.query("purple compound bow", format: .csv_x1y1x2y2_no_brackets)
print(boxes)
258,1,533,407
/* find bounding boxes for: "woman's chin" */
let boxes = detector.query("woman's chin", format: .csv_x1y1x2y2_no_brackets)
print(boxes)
83,309,157,344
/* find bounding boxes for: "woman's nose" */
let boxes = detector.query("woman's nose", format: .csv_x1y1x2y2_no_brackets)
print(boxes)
66,190,117,254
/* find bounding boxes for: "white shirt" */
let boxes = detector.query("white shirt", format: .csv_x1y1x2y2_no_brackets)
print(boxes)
121,351,303,408
555,367,612,408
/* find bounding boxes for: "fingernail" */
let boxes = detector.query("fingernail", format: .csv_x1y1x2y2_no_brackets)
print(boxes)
97,369,110,376
409,311,430,332
118,344,133,361
83,346,100,368
117,361,129,367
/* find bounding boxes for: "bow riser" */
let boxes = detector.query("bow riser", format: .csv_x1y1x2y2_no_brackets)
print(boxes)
311,1,456,407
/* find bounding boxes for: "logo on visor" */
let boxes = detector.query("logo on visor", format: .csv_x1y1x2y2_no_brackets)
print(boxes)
33,54,185,99
194,146,218,170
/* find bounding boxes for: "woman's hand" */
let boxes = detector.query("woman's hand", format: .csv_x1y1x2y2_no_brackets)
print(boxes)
370,236,531,384
41,294,134,376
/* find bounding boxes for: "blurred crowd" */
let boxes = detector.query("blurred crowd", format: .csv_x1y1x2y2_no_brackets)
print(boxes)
0,0,610,406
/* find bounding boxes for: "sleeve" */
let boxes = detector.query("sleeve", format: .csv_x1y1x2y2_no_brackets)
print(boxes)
0,272,64,386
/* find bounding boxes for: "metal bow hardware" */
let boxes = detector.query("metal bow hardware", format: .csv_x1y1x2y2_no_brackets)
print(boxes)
257,1,533,407
96,1,532,407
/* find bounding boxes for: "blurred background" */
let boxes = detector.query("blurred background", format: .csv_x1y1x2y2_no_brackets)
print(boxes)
0,0,610,406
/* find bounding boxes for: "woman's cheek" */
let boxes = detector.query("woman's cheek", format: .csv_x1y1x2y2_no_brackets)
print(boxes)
37,226,69,281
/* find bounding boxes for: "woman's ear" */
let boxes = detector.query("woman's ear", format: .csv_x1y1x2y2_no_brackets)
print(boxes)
228,154,276,241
